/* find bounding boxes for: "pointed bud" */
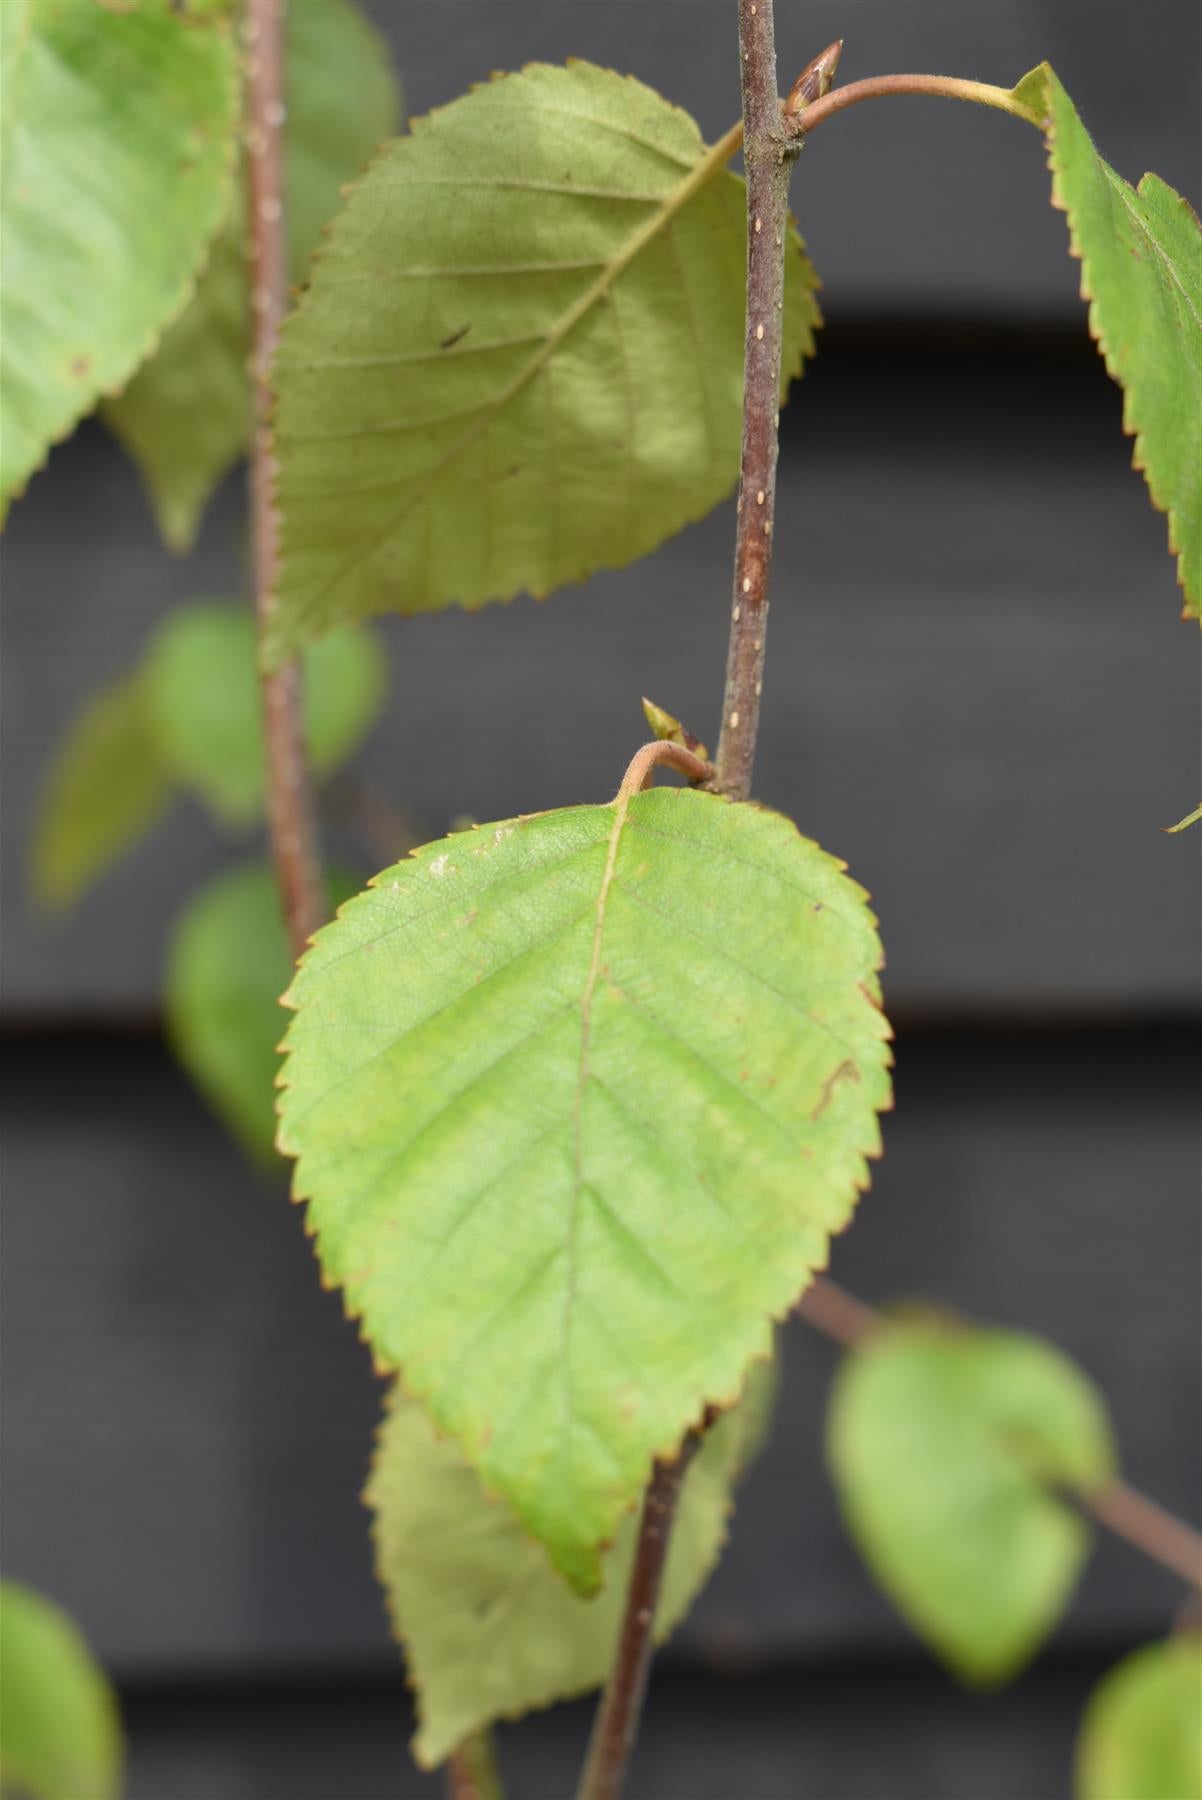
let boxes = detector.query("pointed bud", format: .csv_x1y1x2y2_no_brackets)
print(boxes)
641,697,710,764
784,40,844,116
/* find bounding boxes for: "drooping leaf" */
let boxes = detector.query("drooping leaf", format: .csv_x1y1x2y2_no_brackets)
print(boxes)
267,60,820,658
279,783,891,1591
827,1319,1115,1683
368,1357,775,1767
166,859,358,1163
1076,1636,1202,1800
0,1579,122,1800
0,0,237,510
1010,64,1202,617
144,600,386,827
30,673,173,911
103,0,399,550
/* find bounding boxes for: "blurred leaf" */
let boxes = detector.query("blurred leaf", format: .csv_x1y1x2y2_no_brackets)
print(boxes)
103,0,399,550
268,60,820,657
1012,64,1201,617
0,0,237,510
278,787,890,1590
144,600,386,827
1076,1635,1202,1800
368,1358,775,1767
828,1320,1115,1683
0,1579,122,1800
30,673,173,911
166,859,357,1162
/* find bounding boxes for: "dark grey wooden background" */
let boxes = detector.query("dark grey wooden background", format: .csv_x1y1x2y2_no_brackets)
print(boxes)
2,2,1199,1795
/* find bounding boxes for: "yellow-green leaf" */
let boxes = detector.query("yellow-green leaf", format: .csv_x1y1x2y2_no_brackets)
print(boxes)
166,859,358,1163
368,1359,774,1767
268,60,819,657
1013,64,1202,618
0,0,238,509
103,0,399,550
1076,1636,1202,1800
828,1320,1115,1684
30,672,173,911
0,1579,121,1800
278,784,890,1591
144,600,386,827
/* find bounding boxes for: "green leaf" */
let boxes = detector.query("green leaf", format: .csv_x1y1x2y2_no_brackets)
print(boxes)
1012,65,1202,618
1077,1636,1202,1800
278,783,890,1591
144,600,386,827
0,1579,121,1800
367,1357,775,1767
166,859,358,1163
827,1319,1115,1683
30,673,173,911
103,0,399,551
267,61,820,658
0,0,237,510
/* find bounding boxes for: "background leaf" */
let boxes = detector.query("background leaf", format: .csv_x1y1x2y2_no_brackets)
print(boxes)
1076,1636,1202,1800
368,1357,775,1767
30,672,173,910
144,600,386,826
827,1319,1116,1683
279,785,890,1591
1014,64,1201,617
166,859,358,1162
0,0,237,509
0,1579,122,1800
103,0,399,550
268,60,819,657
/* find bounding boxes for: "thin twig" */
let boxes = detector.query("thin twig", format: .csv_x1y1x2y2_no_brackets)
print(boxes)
576,1439,703,1800
245,0,324,958
446,1728,504,1800
1084,1478,1202,1592
713,0,802,801
798,1276,1202,1591
579,11,804,1797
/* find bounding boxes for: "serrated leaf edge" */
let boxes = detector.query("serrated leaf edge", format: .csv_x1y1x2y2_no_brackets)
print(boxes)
2,12,242,515
275,792,891,1591
266,62,821,659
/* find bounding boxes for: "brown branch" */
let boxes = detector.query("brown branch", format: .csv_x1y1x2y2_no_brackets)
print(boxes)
615,739,714,804
576,1439,703,1800
798,1276,1202,1591
446,1729,504,1800
1085,1478,1202,1592
712,0,802,802
245,0,325,958
579,11,805,1797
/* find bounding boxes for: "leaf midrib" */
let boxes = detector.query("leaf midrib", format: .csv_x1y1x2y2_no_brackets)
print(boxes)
283,119,745,626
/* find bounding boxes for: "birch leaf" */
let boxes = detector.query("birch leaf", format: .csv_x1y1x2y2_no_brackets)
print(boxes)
278,784,890,1591
268,60,819,658
102,0,399,550
828,1320,1115,1683
30,672,173,911
0,0,237,509
144,600,385,826
368,1359,774,1767
1013,64,1202,617
0,1580,121,1800
1076,1636,1202,1800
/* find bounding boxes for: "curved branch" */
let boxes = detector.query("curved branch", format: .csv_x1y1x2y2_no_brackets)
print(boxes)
790,73,1043,139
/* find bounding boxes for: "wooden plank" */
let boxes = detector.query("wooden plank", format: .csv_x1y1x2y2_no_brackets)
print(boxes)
3,1027,1197,1675
3,333,1197,1017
